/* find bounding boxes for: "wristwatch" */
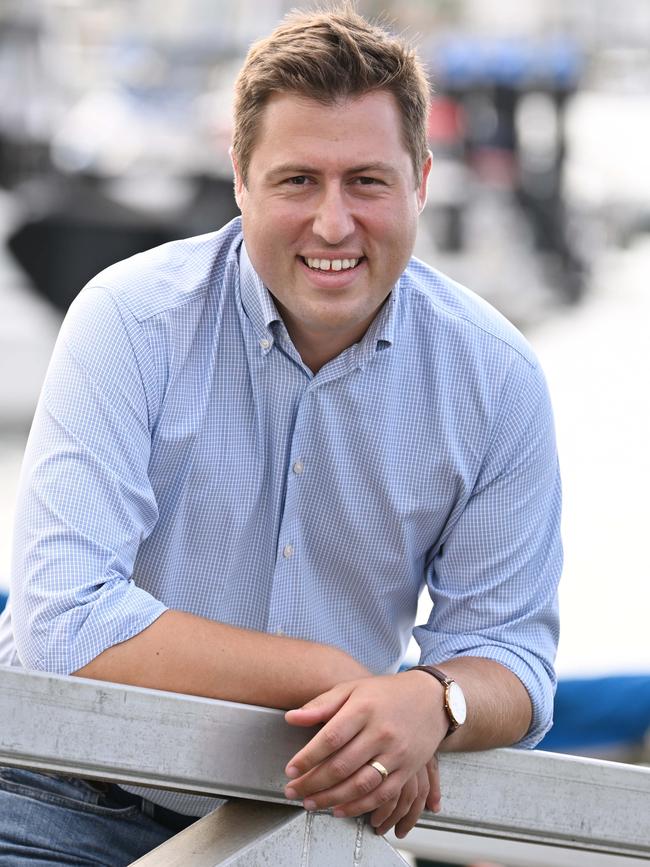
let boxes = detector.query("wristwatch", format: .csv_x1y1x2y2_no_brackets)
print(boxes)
409,665,467,736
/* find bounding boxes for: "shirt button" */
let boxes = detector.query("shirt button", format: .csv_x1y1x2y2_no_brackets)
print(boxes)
283,543,294,559
292,460,304,475
259,338,271,350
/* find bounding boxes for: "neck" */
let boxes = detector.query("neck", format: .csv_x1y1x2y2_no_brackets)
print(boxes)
291,331,357,374
273,303,380,375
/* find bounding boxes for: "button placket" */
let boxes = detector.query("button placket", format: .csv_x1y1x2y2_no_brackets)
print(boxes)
268,388,313,631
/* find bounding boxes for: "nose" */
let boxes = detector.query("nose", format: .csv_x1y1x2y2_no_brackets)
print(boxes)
312,185,355,245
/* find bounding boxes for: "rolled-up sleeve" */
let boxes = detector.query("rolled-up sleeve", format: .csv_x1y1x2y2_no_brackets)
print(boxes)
414,359,562,747
11,286,167,674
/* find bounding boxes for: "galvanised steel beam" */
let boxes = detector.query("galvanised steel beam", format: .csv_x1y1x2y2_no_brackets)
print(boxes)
0,664,314,800
393,827,650,867
1,666,649,860
409,746,650,858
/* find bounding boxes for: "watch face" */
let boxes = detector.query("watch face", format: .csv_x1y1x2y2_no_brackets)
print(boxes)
448,681,467,725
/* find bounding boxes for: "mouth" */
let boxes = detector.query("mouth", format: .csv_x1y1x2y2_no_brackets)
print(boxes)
299,255,366,273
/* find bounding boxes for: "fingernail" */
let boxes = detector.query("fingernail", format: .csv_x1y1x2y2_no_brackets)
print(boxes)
285,787,297,800
303,799,317,811
332,808,345,818
286,765,299,779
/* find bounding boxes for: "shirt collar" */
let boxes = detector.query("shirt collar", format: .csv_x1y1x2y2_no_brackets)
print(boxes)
238,239,400,362
362,284,398,351
238,241,282,340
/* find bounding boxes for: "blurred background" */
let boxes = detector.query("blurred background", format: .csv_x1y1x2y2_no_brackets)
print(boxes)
0,0,649,769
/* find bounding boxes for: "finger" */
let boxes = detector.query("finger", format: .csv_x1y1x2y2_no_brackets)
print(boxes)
290,757,390,811
394,768,429,838
285,733,377,799
370,795,399,831
425,753,441,813
285,683,353,728
376,779,416,835
368,796,400,832
370,773,417,833
328,771,406,820
285,702,365,780
374,768,426,837
370,768,428,833
394,787,428,838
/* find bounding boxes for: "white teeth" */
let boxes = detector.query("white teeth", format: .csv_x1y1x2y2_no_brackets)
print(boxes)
305,257,359,271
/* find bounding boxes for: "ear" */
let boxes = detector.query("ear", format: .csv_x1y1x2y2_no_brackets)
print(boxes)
230,147,245,211
416,151,433,213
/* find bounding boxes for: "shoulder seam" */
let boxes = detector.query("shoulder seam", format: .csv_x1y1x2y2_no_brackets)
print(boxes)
405,270,536,369
85,280,208,326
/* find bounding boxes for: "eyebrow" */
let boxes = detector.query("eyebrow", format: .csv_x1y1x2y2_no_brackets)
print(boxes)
266,162,398,179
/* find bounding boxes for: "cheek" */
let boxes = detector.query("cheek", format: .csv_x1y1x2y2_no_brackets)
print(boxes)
367,197,417,234
242,213,278,257
372,210,417,252
243,220,300,288
251,204,302,246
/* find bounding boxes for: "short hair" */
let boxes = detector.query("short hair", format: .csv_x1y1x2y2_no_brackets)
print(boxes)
232,5,431,186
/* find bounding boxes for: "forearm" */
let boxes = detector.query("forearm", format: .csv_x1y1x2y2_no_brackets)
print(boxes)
73,609,370,709
424,657,533,751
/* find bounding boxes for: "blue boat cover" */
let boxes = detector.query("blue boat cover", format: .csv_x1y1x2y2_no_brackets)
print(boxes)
539,676,650,751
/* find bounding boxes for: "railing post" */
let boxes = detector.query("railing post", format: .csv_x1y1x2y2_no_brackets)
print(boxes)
131,801,409,866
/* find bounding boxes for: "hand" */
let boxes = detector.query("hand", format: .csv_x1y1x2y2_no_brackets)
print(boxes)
283,672,447,836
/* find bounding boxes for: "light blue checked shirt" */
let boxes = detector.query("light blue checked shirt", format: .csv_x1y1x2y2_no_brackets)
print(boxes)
0,217,561,814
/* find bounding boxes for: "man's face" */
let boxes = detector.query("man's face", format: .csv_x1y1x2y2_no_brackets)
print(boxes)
233,90,431,361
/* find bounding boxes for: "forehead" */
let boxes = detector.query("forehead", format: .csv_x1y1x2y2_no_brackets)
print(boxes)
248,90,413,176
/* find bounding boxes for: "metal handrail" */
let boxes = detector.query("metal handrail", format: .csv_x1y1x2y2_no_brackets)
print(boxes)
1,666,649,864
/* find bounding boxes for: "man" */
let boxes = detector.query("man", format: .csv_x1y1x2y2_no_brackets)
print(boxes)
0,7,561,864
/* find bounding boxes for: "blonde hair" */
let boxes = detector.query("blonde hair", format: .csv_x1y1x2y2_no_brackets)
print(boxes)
232,5,430,185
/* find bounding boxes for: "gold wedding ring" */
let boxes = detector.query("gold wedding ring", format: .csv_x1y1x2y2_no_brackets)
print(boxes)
369,760,389,781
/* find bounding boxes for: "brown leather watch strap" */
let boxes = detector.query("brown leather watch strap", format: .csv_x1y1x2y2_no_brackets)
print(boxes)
409,664,459,735
410,664,452,685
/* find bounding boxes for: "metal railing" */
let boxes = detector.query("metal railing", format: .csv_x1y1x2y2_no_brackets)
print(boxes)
1,666,649,866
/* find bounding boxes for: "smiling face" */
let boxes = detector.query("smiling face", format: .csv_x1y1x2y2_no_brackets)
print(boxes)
233,90,432,370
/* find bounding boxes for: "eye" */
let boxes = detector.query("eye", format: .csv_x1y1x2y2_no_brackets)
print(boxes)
355,176,382,186
287,175,310,185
